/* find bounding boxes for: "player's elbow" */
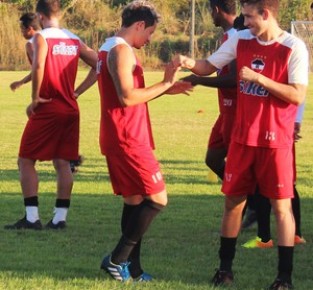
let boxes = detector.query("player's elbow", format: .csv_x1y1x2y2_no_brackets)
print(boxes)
118,95,133,107
293,95,305,106
291,84,307,105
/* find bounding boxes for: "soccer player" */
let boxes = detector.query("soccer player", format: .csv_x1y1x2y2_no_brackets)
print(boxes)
10,11,83,174
91,0,191,282
182,0,237,180
4,0,97,230
182,0,238,180
10,13,40,91
173,0,308,289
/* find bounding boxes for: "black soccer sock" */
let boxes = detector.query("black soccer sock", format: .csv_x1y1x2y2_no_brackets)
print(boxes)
123,199,164,242
219,237,237,272
55,198,71,208
128,239,143,278
246,194,257,211
112,199,164,265
256,193,272,242
24,196,39,207
121,203,143,277
111,235,137,265
277,246,294,283
292,186,301,237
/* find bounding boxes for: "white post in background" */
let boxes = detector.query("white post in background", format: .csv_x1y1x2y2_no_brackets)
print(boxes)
189,0,195,58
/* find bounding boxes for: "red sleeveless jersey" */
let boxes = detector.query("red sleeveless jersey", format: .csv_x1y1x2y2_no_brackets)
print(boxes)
38,28,80,113
216,28,237,114
97,37,154,155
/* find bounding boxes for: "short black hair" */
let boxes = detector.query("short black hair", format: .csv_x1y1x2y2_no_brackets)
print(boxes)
20,12,40,30
233,14,247,30
36,0,61,18
209,0,237,15
121,0,160,28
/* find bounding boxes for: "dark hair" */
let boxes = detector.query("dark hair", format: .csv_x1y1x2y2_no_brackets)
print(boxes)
36,0,61,18
240,0,279,18
233,13,247,30
20,12,40,30
121,0,160,28
209,0,237,15
311,2,313,9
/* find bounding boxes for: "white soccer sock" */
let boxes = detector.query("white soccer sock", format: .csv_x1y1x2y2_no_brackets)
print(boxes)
25,206,39,223
52,207,68,224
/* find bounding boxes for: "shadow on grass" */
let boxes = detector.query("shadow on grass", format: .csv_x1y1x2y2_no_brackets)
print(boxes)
0,192,312,289
0,158,213,187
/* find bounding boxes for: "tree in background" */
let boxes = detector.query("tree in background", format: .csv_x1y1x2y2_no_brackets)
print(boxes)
1,0,312,70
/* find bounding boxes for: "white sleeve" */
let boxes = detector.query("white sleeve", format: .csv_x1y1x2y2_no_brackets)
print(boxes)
295,102,305,123
206,33,239,70
288,39,309,85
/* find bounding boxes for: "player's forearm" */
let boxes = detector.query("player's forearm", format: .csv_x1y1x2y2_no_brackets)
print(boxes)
196,74,236,88
75,68,97,97
21,73,32,85
191,59,217,76
119,81,172,107
257,74,306,105
173,55,216,76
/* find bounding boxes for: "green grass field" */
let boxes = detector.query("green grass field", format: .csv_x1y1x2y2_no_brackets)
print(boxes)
0,71,312,290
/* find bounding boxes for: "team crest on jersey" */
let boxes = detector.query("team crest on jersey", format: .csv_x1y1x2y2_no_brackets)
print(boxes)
52,42,78,56
251,58,265,72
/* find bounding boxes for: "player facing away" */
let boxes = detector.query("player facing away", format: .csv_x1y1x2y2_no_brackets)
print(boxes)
10,11,84,174
4,0,97,230
173,0,308,289
10,12,41,91
95,0,192,282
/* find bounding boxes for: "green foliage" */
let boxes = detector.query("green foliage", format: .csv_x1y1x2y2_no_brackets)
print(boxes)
279,0,312,30
1,0,313,70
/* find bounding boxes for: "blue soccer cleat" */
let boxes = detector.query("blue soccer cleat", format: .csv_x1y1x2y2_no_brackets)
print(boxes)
133,272,153,282
100,255,130,282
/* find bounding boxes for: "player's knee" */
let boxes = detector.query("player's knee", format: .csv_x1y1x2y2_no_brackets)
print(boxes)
144,198,167,211
148,190,168,207
53,159,70,171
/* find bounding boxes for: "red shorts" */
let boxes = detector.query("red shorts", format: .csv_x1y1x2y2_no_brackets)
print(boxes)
105,148,166,197
208,113,235,149
19,110,79,161
222,142,294,199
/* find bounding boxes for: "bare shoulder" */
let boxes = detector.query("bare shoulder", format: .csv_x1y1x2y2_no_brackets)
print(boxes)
108,44,136,69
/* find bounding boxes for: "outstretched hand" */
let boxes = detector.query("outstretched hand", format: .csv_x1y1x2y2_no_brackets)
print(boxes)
294,122,302,142
165,81,193,95
26,97,52,118
172,54,195,70
163,61,180,86
10,81,23,92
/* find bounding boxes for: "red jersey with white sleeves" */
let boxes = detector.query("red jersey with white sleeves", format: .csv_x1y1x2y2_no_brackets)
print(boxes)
38,28,81,112
208,30,308,148
97,37,154,155
211,28,237,114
